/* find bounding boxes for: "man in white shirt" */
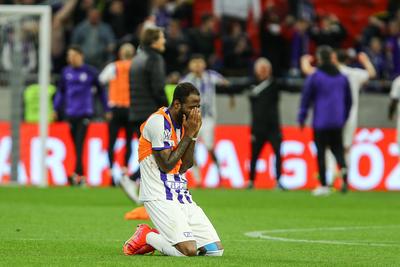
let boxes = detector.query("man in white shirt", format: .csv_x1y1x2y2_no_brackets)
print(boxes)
336,51,376,151
180,55,229,186
123,83,223,257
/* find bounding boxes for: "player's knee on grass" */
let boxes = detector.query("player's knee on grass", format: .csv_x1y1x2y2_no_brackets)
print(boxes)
198,241,224,256
175,241,197,256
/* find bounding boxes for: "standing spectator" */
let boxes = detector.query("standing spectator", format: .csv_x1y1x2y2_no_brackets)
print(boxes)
310,14,347,48
51,0,79,73
246,58,284,190
298,46,352,195
1,26,37,73
54,45,110,185
172,0,194,29
385,20,400,78
99,43,136,191
188,14,218,68
290,18,310,75
365,37,389,79
103,0,127,39
259,7,289,77
360,16,385,50
213,0,261,34
222,20,253,76
387,0,400,20
124,0,152,34
151,0,174,28
71,8,116,69
72,0,94,25
288,0,314,21
180,54,229,186
164,20,190,74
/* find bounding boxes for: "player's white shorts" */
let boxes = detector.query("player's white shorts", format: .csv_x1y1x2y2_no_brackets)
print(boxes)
198,117,215,150
144,200,220,248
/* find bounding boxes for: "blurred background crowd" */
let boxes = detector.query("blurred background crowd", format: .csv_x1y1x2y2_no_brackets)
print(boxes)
1,0,400,90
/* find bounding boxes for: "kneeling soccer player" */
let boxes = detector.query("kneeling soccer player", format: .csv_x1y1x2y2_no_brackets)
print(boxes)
123,82,223,256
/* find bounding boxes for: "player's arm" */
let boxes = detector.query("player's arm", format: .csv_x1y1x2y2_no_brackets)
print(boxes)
153,109,201,173
99,63,116,85
213,71,236,109
344,78,353,121
300,54,316,76
53,71,66,120
179,140,196,174
298,75,315,129
93,68,111,119
358,52,376,79
213,70,230,87
153,137,193,173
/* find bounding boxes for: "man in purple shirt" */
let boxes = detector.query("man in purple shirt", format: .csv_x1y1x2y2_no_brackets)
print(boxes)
298,46,352,195
54,45,110,185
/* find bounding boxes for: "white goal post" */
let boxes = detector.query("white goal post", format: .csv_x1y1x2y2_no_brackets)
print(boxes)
0,5,51,186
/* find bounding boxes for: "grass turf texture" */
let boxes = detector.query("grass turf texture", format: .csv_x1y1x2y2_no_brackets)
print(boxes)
0,187,399,267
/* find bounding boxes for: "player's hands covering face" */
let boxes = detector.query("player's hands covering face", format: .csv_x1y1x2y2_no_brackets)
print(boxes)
183,108,202,138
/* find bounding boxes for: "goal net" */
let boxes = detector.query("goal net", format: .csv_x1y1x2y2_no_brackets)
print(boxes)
0,5,51,186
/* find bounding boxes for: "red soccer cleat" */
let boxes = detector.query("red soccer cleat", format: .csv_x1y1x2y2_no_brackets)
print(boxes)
123,224,159,256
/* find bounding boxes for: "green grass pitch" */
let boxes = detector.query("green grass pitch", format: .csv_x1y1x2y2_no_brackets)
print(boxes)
0,187,399,266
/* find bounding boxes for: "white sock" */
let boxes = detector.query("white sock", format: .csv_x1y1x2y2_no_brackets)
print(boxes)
326,150,337,184
205,249,224,256
345,149,350,167
146,232,185,257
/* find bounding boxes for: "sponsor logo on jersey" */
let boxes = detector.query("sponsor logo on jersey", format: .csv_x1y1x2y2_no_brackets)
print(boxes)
66,73,73,80
163,129,171,140
183,232,193,237
165,180,187,190
79,72,88,82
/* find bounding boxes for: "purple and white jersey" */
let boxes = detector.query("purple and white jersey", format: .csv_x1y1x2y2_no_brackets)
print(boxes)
139,108,193,204
180,70,225,120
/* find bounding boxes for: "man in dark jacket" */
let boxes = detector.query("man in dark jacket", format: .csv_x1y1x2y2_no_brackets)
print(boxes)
129,27,168,124
298,45,352,195
124,27,168,198
247,58,284,190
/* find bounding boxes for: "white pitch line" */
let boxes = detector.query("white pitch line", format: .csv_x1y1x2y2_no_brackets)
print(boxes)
244,225,400,248
248,225,400,234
